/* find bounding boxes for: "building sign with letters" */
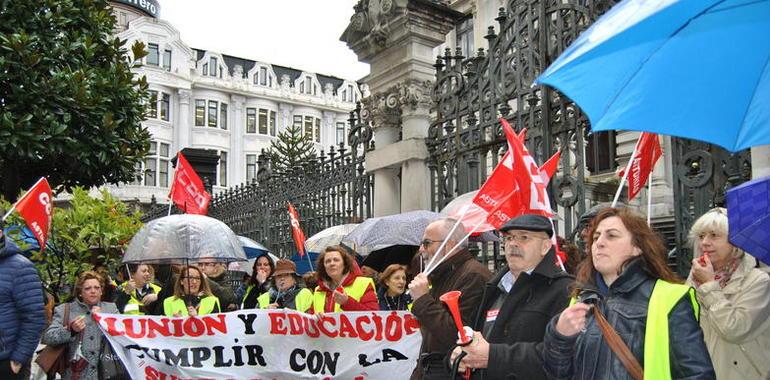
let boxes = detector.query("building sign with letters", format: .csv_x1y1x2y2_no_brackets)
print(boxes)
113,0,160,18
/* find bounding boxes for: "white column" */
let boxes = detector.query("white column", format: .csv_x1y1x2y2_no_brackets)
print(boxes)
230,95,245,185
176,89,191,150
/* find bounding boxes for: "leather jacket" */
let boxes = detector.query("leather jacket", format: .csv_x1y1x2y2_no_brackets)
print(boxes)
542,258,715,379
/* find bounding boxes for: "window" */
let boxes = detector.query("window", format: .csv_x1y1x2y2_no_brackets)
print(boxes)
304,116,314,140
259,109,268,135
147,43,159,66
336,122,346,145
269,111,276,136
158,143,170,187
456,17,475,58
209,57,217,77
300,75,315,95
119,12,129,29
208,100,218,127
195,100,205,126
218,151,227,187
246,108,257,133
140,141,170,187
259,67,267,86
147,90,158,118
314,118,321,143
202,63,208,76
163,49,172,71
220,103,228,130
246,154,257,183
160,92,170,121
586,131,617,174
348,85,354,102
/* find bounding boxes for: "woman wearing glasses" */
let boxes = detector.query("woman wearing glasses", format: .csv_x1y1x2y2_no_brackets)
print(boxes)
312,245,378,313
687,207,770,379
163,265,221,317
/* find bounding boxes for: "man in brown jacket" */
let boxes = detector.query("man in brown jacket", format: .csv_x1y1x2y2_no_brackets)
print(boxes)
408,218,492,379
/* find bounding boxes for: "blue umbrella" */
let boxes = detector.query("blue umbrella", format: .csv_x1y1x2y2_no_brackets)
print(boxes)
727,175,770,265
535,0,770,152
237,236,271,259
290,251,320,275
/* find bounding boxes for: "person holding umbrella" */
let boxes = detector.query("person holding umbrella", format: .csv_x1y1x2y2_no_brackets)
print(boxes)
242,253,275,309
377,264,412,311
257,259,313,312
114,264,161,315
312,245,378,313
163,265,221,317
687,207,770,379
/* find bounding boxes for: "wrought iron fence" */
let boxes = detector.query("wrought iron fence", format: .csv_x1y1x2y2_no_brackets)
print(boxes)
143,104,374,258
428,0,620,268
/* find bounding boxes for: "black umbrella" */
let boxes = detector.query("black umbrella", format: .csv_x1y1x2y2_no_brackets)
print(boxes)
361,245,419,273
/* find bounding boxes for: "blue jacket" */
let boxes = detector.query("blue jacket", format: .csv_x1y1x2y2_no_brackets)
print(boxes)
0,237,46,364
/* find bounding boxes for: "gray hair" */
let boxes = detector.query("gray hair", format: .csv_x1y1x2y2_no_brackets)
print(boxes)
688,207,744,259
433,218,468,249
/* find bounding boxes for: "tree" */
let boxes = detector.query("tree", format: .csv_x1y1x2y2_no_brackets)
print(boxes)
0,0,151,201
266,121,317,174
2,188,144,302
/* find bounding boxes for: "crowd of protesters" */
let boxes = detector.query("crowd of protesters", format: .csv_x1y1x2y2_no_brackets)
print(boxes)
1,203,769,379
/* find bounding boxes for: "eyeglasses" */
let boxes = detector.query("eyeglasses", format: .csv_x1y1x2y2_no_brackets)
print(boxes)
181,276,201,281
501,233,547,244
198,262,218,267
420,239,439,248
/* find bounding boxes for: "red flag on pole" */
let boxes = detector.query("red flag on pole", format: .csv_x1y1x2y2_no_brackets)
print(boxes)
4,177,54,251
287,202,307,257
618,132,662,202
169,152,211,215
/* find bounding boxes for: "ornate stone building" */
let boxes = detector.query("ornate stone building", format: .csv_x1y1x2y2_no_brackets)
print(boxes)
106,0,362,204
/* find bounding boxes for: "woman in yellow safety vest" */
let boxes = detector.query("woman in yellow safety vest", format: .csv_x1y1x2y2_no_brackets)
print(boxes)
312,245,379,313
163,265,221,317
114,263,161,315
543,207,715,379
257,259,313,312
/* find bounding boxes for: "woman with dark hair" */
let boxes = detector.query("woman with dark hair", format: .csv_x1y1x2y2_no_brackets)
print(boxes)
42,271,121,379
543,208,714,379
377,264,412,311
163,265,221,317
114,263,161,315
687,207,770,379
312,245,378,313
241,253,275,309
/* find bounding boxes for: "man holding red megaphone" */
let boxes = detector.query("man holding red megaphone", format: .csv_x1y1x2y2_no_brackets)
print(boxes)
408,218,492,380
449,214,572,379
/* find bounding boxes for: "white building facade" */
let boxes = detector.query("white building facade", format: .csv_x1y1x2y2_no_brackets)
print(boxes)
106,1,361,204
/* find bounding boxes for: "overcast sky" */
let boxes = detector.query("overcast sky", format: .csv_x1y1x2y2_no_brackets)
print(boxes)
159,0,370,80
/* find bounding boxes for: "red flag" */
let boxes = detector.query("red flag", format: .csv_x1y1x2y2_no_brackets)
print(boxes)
10,177,53,251
169,152,211,215
287,202,307,257
618,132,662,201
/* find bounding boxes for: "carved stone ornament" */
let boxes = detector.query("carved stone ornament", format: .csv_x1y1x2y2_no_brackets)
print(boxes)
362,88,402,130
341,0,408,48
396,79,434,113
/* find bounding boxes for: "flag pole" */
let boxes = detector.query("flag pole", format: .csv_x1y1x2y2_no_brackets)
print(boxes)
547,218,567,272
612,134,643,208
304,244,314,272
647,167,653,225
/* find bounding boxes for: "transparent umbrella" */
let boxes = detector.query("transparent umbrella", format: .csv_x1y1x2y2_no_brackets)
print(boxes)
305,223,359,253
342,210,443,255
122,214,247,264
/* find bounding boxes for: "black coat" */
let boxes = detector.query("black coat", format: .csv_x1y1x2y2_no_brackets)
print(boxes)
542,258,715,380
468,248,572,380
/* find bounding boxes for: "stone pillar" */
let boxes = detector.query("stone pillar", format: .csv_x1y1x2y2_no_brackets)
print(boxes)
230,95,246,184
751,145,770,178
176,89,192,150
342,0,461,216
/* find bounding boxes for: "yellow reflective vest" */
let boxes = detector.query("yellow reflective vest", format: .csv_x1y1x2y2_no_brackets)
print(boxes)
312,277,375,313
163,295,220,317
120,281,161,315
570,279,699,380
257,288,314,313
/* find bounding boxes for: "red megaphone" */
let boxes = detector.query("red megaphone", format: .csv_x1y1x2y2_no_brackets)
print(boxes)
440,290,472,379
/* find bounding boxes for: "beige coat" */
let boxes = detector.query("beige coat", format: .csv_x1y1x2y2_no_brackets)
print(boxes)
687,254,770,379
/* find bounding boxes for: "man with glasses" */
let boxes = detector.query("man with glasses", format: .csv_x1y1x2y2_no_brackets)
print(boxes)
449,214,572,379
197,258,238,311
408,218,492,380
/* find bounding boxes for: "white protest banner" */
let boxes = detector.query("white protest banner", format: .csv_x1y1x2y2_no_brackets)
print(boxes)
95,309,422,379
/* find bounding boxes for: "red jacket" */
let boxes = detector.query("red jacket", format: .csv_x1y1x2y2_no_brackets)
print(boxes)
315,273,379,313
